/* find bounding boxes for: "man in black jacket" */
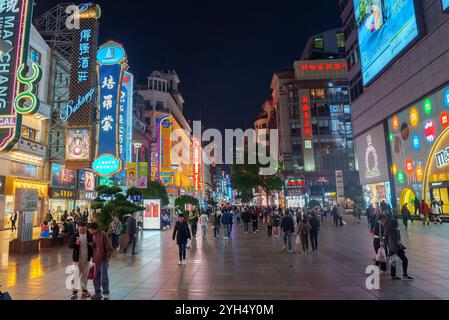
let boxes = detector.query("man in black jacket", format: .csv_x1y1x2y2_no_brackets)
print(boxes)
241,208,251,234
69,223,93,300
281,212,295,253
124,213,138,255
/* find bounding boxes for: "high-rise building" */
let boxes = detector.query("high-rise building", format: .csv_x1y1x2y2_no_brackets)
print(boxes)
269,28,358,209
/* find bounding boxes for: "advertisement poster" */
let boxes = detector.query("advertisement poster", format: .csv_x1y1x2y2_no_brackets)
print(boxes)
51,163,77,189
126,162,137,187
66,128,91,160
137,176,148,189
354,0,419,84
79,170,95,191
143,199,161,230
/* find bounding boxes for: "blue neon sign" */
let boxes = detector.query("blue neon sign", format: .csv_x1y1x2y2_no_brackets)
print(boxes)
97,45,126,65
443,0,449,12
354,0,419,85
93,155,121,177
444,88,449,108
412,135,420,150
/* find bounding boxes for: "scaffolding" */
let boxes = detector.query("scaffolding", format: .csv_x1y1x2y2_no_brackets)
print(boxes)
34,3,75,161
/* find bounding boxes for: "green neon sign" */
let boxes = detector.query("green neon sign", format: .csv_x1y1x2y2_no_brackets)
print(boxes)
397,171,405,184
14,63,42,115
424,98,432,115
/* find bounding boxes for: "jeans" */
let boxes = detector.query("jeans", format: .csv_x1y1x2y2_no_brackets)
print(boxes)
213,225,220,237
178,242,187,261
252,221,258,232
111,234,119,249
267,226,273,237
310,230,318,251
93,261,109,295
191,223,198,236
201,225,207,237
300,234,309,252
283,231,292,251
225,224,232,238
273,226,280,237
243,222,249,233
125,233,136,253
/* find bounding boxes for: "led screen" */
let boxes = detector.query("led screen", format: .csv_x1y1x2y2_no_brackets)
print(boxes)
354,0,419,85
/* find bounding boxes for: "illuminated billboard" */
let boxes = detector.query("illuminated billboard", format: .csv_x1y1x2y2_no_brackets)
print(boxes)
354,0,420,85
443,0,449,12
0,0,38,153
119,72,133,164
65,128,91,161
93,42,127,177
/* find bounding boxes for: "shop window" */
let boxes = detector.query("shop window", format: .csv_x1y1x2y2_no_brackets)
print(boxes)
337,32,345,48
29,47,41,65
10,161,37,179
313,37,324,50
22,126,37,141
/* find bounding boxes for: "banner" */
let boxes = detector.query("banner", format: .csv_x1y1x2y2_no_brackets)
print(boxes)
126,162,137,187
63,3,100,168
92,42,127,177
119,72,133,164
143,199,161,230
0,0,40,153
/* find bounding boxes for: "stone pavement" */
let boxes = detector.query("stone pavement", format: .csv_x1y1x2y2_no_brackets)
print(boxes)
1,217,449,300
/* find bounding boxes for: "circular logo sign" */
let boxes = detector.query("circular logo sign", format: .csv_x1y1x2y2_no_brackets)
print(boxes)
392,165,397,176
97,45,126,65
441,112,449,128
405,160,414,175
424,99,432,115
410,108,419,126
392,115,399,131
416,166,424,182
412,135,420,151
424,120,437,142
397,171,405,184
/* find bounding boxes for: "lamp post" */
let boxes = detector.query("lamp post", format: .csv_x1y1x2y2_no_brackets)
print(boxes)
133,142,143,188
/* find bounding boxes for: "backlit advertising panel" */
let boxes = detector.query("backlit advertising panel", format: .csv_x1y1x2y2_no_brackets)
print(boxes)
143,199,161,230
119,72,133,164
65,128,91,161
443,0,449,12
51,163,77,190
0,0,35,153
354,0,420,85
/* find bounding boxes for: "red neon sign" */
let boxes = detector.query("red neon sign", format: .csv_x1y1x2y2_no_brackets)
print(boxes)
302,95,313,147
300,63,348,72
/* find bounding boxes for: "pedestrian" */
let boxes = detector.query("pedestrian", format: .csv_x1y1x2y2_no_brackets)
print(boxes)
199,211,209,238
420,199,430,226
267,214,273,237
81,208,89,224
51,220,60,239
40,221,50,239
401,203,411,230
221,209,233,240
431,200,443,225
124,213,137,255
413,198,420,216
373,214,388,274
241,208,251,234
212,210,222,238
189,211,199,238
337,205,345,226
387,218,414,281
69,222,93,300
172,214,191,265
87,222,112,300
281,211,295,253
353,204,361,224
10,211,17,231
331,205,338,226
273,211,281,238
236,209,241,225
251,209,259,234
108,215,122,250
298,216,310,254
309,212,320,252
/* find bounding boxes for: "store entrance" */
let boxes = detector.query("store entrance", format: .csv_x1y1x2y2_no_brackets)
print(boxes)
399,188,416,215
430,186,449,215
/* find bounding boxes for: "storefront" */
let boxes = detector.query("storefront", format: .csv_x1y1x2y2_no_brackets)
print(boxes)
78,190,98,211
356,124,393,209
387,83,449,216
77,170,97,211
49,163,77,219
3,177,48,228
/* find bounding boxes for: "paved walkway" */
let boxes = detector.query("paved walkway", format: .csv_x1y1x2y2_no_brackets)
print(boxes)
1,218,449,300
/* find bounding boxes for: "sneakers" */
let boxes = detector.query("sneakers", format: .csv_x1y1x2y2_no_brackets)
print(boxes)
70,292,78,300
178,261,183,265
81,290,91,298
392,276,402,280
91,293,102,300
182,260,186,265
131,252,138,255
282,246,287,253
289,250,294,253
301,251,306,254
403,275,414,280
103,294,110,300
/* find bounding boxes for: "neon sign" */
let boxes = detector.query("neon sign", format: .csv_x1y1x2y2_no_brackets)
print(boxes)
14,63,42,115
424,120,437,142
300,63,347,71
365,134,380,179
435,147,449,169
301,96,313,148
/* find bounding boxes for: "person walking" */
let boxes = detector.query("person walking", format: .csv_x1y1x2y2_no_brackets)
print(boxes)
387,219,414,281
212,210,222,239
221,209,233,240
413,198,420,216
251,209,259,234
267,214,274,237
298,217,310,254
10,212,18,232
189,211,199,238
51,220,60,239
353,204,361,224
420,200,430,226
87,222,112,300
337,205,345,227
236,209,241,225
199,211,209,238
124,213,137,255
401,203,411,230
273,211,281,238
431,200,443,225
309,212,320,252
242,208,251,234
69,223,93,300
172,214,191,265
373,214,388,274
331,205,338,226
281,211,295,253
81,208,89,224
108,216,122,250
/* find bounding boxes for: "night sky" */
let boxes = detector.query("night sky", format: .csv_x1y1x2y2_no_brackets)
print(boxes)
35,0,341,132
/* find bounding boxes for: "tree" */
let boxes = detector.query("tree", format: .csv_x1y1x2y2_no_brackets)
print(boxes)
175,195,199,212
95,185,122,202
308,200,321,209
346,185,363,206
141,181,169,207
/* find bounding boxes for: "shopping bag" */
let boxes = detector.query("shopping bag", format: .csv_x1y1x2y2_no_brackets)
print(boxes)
376,246,387,263
88,263,95,280
186,239,192,249
295,235,301,245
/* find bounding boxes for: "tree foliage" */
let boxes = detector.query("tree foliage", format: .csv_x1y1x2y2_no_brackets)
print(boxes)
141,180,169,207
175,195,199,212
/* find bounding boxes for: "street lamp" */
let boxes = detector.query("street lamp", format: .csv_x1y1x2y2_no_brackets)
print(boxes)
133,142,143,187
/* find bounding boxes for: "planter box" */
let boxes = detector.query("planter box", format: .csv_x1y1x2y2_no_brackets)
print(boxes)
9,239,40,255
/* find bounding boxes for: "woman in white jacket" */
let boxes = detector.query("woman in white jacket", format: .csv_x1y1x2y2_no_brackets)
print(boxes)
198,212,209,238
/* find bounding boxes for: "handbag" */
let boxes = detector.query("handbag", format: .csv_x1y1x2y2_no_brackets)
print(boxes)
295,235,301,245
88,263,95,280
186,239,192,249
376,246,387,263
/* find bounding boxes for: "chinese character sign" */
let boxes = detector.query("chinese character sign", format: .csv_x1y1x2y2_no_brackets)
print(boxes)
0,0,34,153
65,128,91,160
119,72,134,164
